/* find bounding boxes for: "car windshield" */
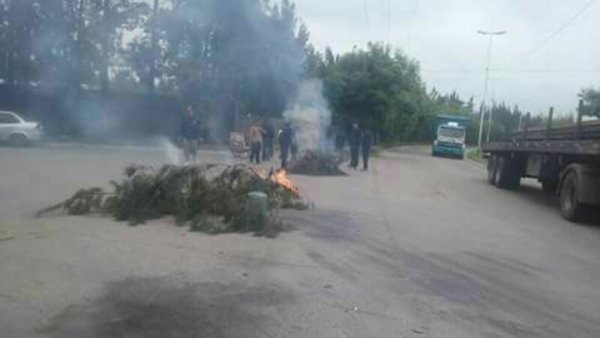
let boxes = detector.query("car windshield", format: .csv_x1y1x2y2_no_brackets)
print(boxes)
2,1,600,337
439,127,466,139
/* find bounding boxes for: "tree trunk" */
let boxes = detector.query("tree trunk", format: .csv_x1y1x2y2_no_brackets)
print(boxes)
6,27,15,85
73,0,85,91
148,0,159,94
7,1,26,86
232,78,241,132
100,0,110,94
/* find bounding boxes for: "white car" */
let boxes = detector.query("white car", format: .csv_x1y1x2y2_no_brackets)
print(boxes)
0,111,43,145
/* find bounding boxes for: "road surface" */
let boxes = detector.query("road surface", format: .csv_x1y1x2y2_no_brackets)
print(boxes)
1,144,599,337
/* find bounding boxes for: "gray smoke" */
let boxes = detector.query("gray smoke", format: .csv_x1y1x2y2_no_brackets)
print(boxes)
283,80,333,152
1,0,308,142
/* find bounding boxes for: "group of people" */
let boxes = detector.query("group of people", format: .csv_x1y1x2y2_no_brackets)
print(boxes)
179,105,300,168
179,106,373,171
247,120,297,168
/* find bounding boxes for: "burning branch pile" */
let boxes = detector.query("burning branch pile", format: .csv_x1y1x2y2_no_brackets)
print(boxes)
37,164,309,235
288,150,347,176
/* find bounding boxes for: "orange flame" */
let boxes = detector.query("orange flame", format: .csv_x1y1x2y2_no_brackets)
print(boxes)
249,166,301,196
272,169,300,196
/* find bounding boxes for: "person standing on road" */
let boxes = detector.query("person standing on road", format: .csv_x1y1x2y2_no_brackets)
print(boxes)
335,131,346,153
248,121,263,164
262,120,275,161
349,123,361,170
180,105,200,165
361,129,373,171
279,122,293,168
291,127,299,161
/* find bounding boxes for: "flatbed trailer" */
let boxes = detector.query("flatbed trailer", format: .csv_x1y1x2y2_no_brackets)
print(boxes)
482,101,600,221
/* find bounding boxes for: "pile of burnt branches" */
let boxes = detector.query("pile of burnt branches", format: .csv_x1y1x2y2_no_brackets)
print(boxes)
37,164,309,235
288,151,347,176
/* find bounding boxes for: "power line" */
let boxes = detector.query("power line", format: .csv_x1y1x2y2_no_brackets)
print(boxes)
520,0,596,59
363,0,371,42
387,0,392,44
405,0,420,49
476,30,506,147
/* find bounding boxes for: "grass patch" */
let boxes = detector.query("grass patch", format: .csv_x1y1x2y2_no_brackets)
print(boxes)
467,148,486,163
373,142,431,157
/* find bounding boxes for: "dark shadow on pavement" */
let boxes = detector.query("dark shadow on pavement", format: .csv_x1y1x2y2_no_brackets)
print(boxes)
502,182,600,227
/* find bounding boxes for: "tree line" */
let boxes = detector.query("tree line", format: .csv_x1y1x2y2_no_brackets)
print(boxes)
0,0,309,134
306,43,530,144
0,0,591,143
309,43,592,144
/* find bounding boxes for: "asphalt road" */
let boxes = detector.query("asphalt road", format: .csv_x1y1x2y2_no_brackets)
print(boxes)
1,144,600,337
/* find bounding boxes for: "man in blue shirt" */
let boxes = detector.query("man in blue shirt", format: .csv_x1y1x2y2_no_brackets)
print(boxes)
180,106,200,165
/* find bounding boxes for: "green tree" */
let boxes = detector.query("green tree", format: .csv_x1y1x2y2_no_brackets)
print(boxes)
0,0,9,81
323,43,427,142
2,0,42,85
85,0,148,93
580,88,600,115
124,0,307,130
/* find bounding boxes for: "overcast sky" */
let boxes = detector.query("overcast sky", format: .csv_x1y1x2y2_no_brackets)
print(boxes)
294,0,599,116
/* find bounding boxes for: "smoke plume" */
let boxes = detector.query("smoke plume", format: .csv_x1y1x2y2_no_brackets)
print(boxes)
283,80,333,152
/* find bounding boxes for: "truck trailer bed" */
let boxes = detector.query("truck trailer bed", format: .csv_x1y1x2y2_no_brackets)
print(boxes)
482,103,600,221
483,139,600,156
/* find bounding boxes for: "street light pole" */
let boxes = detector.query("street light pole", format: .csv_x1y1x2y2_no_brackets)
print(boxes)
477,30,506,148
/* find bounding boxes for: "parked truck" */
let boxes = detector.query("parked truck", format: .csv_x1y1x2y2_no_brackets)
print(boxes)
432,115,469,159
482,101,600,221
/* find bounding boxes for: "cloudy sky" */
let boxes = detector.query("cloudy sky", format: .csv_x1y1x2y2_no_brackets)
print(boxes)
294,0,599,116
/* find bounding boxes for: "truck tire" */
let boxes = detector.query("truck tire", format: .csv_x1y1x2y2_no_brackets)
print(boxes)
560,171,584,222
496,155,521,189
541,180,558,194
487,155,497,185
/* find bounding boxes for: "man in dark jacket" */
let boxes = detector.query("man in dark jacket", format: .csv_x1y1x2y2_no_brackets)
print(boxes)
279,122,293,168
335,131,346,153
291,130,299,161
361,129,373,171
180,106,200,165
349,123,361,170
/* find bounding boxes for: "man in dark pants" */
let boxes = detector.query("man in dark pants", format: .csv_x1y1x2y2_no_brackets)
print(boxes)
279,123,293,168
349,123,361,170
362,129,373,171
291,130,298,161
262,120,275,161
180,106,200,165
335,132,346,153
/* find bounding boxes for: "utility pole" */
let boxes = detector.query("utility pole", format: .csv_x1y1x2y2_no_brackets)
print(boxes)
477,30,506,148
486,100,495,143
485,106,492,142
